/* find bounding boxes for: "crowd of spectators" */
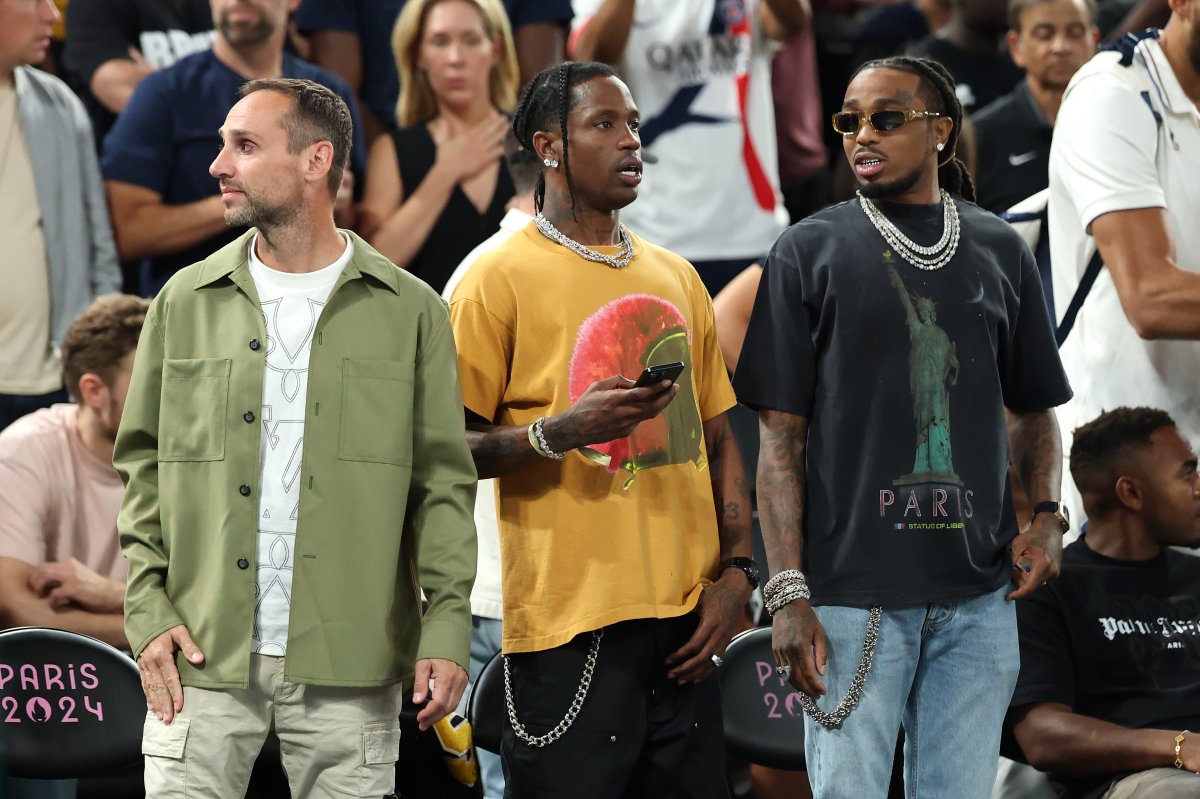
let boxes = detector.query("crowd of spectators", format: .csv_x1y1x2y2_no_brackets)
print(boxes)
2,0,1198,797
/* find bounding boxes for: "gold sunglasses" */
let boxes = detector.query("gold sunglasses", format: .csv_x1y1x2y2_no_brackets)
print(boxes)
832,109,942,136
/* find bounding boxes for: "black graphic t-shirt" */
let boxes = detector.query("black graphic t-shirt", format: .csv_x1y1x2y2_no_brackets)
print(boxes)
734,198,1071,607
1012,541,1200,799
61,0,214,139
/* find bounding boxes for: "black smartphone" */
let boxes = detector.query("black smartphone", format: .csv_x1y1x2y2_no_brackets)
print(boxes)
632,361,685,388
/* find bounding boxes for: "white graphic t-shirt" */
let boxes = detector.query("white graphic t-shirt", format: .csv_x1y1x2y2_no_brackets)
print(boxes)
571,0,788,262
247,234,352,655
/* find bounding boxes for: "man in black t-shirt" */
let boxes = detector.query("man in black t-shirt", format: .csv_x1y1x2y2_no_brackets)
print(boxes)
61,0,214,141
1010,407,1200,799
734,55,1072,797
909,0,1024,113
972,0,1098,213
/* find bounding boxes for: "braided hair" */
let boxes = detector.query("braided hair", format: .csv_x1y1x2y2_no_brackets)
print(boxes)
852,56,976,202
511,61,620,217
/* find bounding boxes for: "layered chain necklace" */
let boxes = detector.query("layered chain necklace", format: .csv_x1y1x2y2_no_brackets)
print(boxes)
858,189,961,271
534,212,634,269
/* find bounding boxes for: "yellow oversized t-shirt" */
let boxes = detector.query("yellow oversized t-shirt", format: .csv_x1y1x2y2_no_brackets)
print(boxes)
449,224,738,654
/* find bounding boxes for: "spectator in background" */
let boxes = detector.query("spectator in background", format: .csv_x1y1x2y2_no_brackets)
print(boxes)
910,0,1026,113
0,294,146,799
296,0,572,143
359,0,516,293
853,0,954,68
61,0,213,140
571,0,807,297
0,295,146,649
1009,407,1200,799
973,0,1098,213
772,14,833,222
0,0,122,431
1048,2,1200,530
102,0,364,297
440,134,539,799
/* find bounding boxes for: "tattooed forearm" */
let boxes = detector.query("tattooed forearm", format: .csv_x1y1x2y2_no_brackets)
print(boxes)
1006,408,1063,504
757,410,809,573
705,412,753,562
465,422,546,479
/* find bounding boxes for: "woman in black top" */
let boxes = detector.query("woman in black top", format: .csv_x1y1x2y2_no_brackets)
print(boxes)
360,0,517,293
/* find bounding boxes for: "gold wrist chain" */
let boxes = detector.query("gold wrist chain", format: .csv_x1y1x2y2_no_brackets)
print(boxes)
1174,729,1188,769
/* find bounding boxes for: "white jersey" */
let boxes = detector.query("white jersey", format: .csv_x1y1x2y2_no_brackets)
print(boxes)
246,234,352,655
572,0,788,261
1049,34,1200,528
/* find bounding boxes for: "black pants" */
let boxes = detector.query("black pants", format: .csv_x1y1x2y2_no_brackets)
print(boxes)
501,615,729,799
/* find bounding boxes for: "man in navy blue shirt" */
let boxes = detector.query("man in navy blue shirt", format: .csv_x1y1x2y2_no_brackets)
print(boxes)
101,0,364,297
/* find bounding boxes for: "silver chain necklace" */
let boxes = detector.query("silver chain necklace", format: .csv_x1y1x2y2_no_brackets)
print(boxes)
535,212,634,269
858,190,961,271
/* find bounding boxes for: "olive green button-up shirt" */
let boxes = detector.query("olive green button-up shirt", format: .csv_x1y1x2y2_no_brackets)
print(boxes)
115,230,477,688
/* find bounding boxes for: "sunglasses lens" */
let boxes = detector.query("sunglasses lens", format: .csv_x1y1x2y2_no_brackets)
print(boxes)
833,112,860,135
870,111,908,131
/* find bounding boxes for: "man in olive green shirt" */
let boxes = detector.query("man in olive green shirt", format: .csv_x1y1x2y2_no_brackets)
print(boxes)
114,79,477,797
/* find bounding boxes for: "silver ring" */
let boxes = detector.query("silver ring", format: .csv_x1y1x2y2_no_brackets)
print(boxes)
776,664,792,678
710,654,724,668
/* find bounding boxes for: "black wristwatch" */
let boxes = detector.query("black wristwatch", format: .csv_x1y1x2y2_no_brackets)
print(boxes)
719,557,760,590
1032,501,1070,533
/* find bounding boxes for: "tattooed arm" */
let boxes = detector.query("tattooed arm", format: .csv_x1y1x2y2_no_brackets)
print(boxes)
666,411,754,683
465,376,679,479
706,412,754,564
1005,408,1064,599
758,409,828,698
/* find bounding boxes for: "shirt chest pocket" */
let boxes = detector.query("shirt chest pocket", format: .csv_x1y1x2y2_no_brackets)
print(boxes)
338,359,415,466
159,358,231,462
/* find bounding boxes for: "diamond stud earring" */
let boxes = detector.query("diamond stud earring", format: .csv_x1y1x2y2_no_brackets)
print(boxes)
543,157,559,168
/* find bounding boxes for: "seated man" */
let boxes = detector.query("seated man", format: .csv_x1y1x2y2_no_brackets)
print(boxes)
0,294,148,649
1009,406,1200,799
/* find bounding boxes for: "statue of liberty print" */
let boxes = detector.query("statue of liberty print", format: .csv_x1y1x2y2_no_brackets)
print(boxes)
887,262,962,486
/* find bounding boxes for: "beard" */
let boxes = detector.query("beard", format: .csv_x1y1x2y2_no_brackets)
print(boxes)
224,191,298,231
218,8,275,47
857,163,925,200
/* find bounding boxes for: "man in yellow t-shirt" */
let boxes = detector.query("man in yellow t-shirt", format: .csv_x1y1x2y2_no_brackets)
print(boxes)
449,62,755,798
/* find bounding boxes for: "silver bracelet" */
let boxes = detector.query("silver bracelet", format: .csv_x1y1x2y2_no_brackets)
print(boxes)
532,417,566,460
764,569,811,615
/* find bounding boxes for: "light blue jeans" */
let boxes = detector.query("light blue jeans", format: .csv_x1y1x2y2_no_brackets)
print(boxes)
804,583,1020,799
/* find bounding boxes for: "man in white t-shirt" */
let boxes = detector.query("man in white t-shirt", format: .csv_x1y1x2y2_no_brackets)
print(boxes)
1048,1,1200,531
118,78,475,798
570,0,806,296
442,136,537,799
